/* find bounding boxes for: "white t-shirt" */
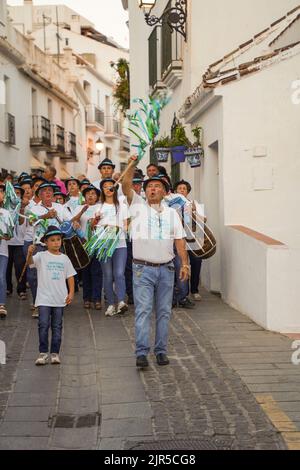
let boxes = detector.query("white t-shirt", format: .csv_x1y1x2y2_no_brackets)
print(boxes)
32,251,76,307
73,203,101,239
8,222,26,246
64,196,81,216
128,192,186,264
0,208,14,258
96,202,129,249
24,199,38,242
28,202,71,244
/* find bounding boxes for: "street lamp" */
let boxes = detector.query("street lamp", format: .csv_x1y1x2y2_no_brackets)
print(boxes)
138,0,187,41
95,137,104,153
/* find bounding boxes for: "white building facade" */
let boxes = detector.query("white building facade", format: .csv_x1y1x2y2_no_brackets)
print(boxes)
123,0,300,333
0,0,129,180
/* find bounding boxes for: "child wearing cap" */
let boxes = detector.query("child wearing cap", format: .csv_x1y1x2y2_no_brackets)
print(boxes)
27,226,76,365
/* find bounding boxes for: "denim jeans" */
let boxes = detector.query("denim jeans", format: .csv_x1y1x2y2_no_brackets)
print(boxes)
101,248,127,305
173,253,189,303
6,245,27,294
26,243,46,303
188,251,202,294
0,255,8,305
82,256,103,302
125,240,133,301
133,262,175,357
38,306,64,354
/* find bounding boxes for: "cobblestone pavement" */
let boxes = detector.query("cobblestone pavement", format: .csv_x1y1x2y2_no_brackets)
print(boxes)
0,288,298,450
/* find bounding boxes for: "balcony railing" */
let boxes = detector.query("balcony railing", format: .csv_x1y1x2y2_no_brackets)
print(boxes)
30,116,51,148
6,113,16,146
86,104,105,130
105,117,121,139
66,132,77,158
56,125,65,153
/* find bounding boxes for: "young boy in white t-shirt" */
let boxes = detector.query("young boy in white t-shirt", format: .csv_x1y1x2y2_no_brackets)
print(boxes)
27,226,76,366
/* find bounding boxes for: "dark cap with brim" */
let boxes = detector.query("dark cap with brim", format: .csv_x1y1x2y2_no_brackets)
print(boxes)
174,179,192,194
79,179,91,187
41,226,63,243
36,182,55,196
13,184,25,197
20,178,33,187
98,159,116,170
99,178,119,193
82,185,100,198
65,177,80,186
143,177,169,193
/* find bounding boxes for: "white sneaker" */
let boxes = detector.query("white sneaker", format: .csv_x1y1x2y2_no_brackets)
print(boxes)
50,353,61,365
0,305,7,319
192,293,202,301
35,353,49,366
32,307,39,319
105,305,117,317
117,301,128,315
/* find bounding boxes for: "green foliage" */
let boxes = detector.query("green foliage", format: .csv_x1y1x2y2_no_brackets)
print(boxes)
191,126,203,146
170,124,191,147
111,59,130,116
154,135,171,148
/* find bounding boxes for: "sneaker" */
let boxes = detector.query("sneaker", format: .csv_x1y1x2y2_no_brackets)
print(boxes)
178,298,195,309
105,305,117,317
50,353,61,365
32,307,39,319
192,293,202,301
117,301,128,315
136,355,149,368
35,353,49,366
0,305,7,319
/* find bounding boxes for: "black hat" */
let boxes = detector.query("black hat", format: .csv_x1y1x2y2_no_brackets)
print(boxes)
20,178,33,187
99,178,119,193
41,225,63,243
13,184,25,197
143,177,169,193
54,190,67,200
98,159,116,170
32,176,47,186
174,180,192,194
36,182,54,196
18,172,30,183
82,184,100,198
65,176,80,187
79,178,91,187
133,176,143,185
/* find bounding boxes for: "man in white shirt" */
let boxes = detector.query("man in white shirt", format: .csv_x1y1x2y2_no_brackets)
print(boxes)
122,157,189,369
92,159,115,191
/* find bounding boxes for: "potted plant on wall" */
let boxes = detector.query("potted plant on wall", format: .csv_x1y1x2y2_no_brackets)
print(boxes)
170,124,191,163
185,126,204,168
153,136,172,162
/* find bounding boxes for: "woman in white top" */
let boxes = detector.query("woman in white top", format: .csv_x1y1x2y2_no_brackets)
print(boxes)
72,185,102,310
91,179,129,317
0,184,14,318
175,180,204,302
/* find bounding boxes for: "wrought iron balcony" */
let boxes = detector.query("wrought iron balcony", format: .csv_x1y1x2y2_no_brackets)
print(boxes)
63,132,77,161
86,105,105,131
30,116,51,148
105,117,121,139
56,125,65,153
5,113,16,146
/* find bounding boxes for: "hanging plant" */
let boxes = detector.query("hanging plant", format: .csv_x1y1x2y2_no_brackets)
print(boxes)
153,135,171,162
170,124,191,163
110,59,130,117
185,126,204,168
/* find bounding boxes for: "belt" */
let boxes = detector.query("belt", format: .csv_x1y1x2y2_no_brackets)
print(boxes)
133,259,173,268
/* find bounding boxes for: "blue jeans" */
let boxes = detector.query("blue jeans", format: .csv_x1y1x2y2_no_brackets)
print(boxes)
82,256,102,302
173,253,189,303
25,243,46,303
38,306,64,354
101,248,127,305
189,251,202,294
133,262,175,357
0,255,8,305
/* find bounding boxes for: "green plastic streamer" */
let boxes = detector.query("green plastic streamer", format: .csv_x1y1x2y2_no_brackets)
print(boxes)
128,93,171,161
84,226,120,262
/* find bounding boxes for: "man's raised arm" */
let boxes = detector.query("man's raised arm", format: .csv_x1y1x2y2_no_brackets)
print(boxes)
122,156,137,206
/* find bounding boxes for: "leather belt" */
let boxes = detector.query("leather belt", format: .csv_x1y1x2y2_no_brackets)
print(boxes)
133,259,173,268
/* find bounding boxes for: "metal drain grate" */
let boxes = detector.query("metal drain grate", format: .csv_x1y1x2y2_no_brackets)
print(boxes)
126,438,233,451
49,413,101,429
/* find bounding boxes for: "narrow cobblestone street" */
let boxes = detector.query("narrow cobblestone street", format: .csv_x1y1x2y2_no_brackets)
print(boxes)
1,288,299,450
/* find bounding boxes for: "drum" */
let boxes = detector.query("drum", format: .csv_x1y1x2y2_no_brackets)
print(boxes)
62,235,90,271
